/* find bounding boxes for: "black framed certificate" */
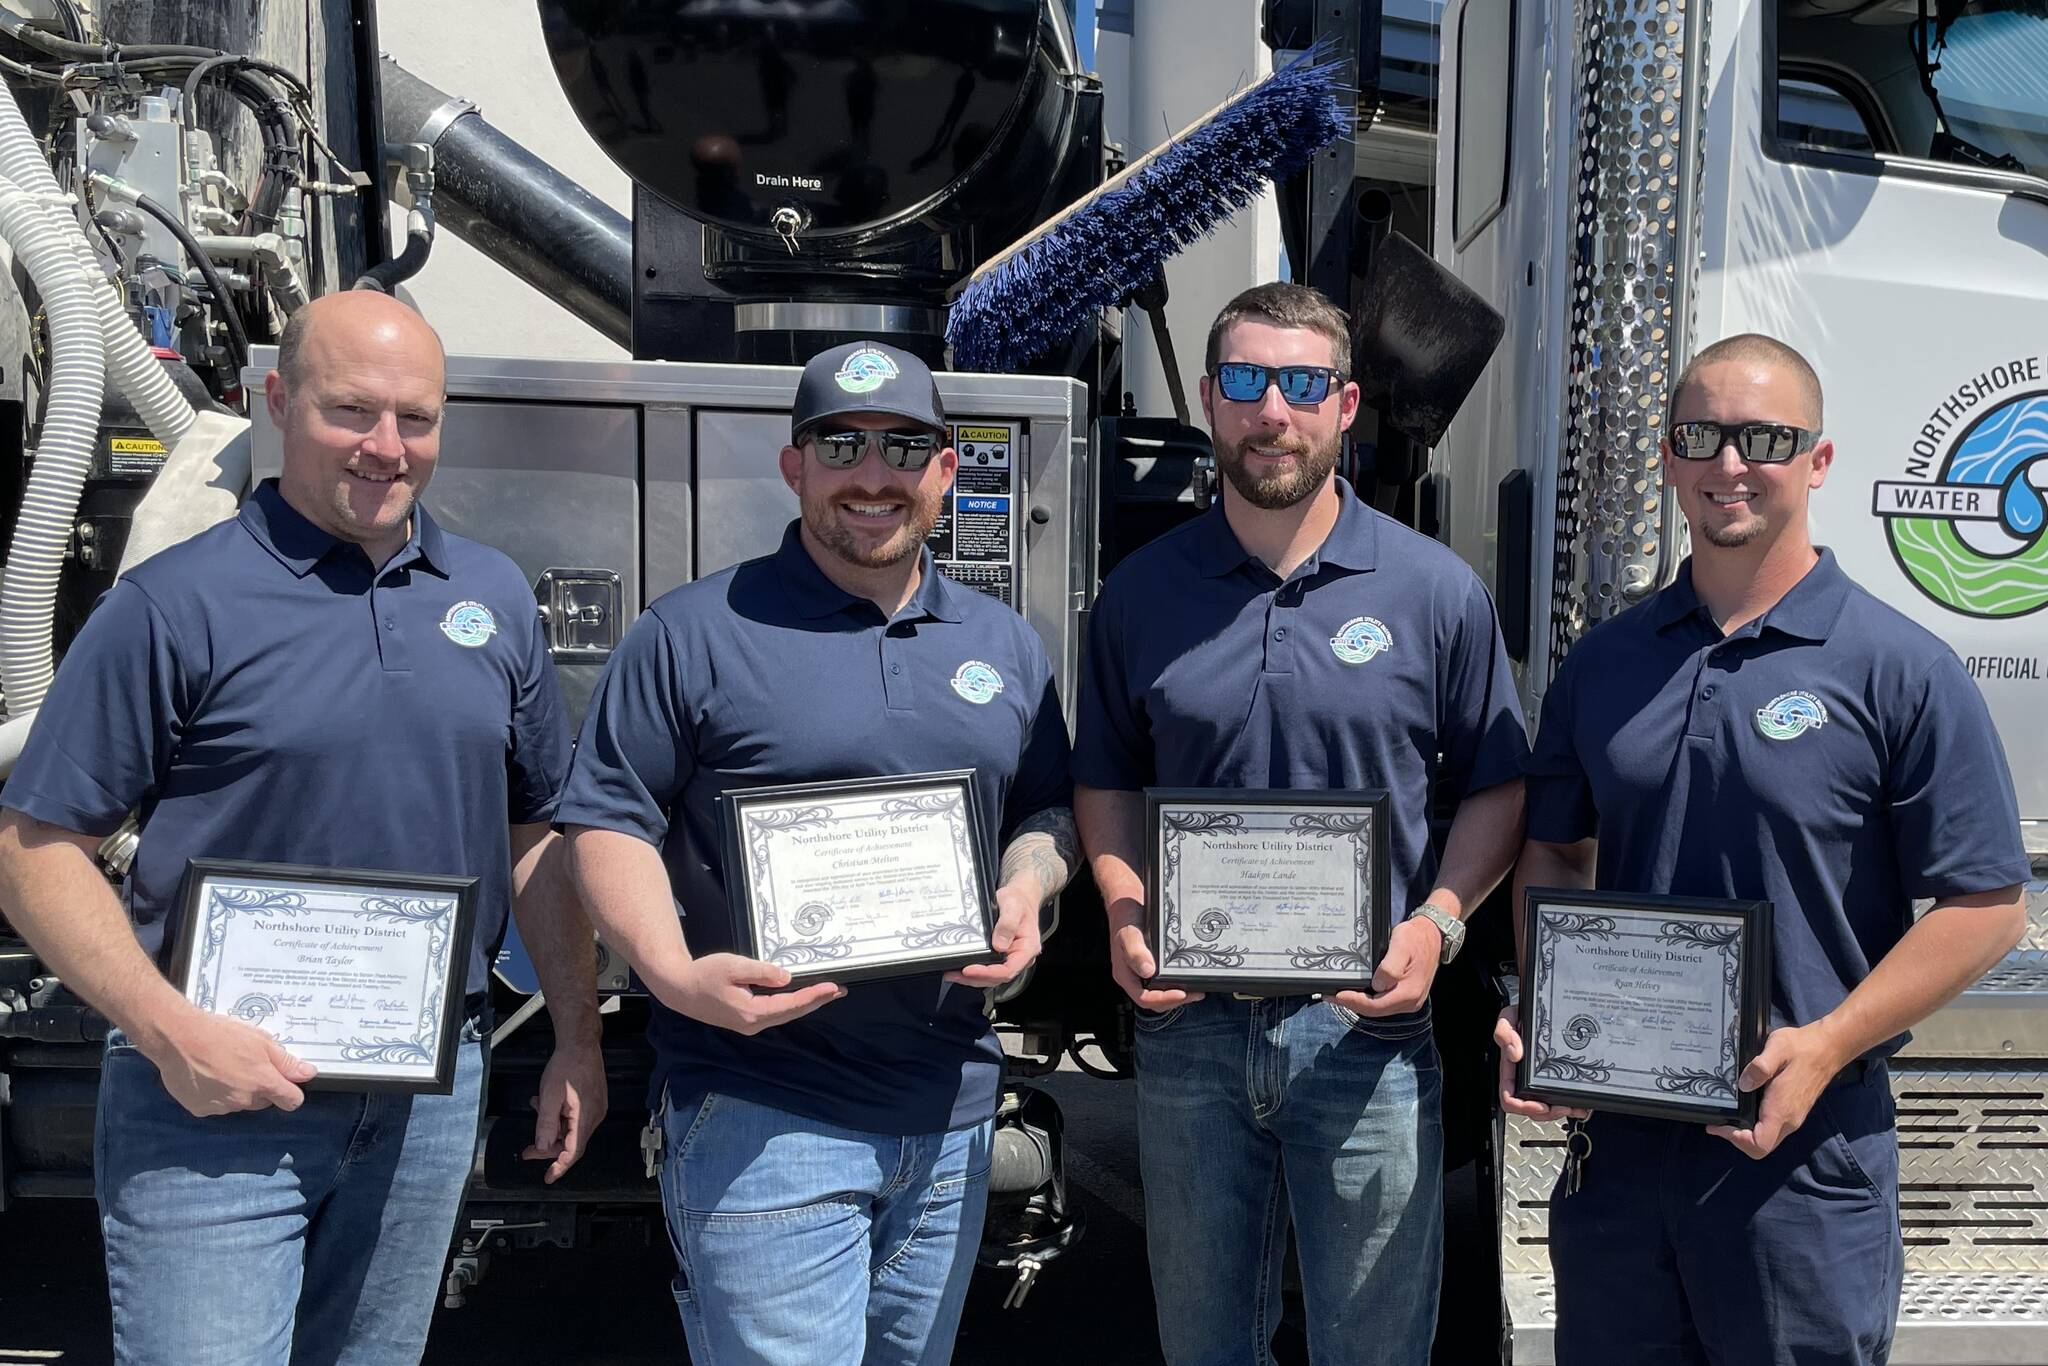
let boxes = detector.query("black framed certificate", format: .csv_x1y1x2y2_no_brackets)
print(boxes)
169,859,477,1095
721,771,999,987
1143,789,1391,995
1519,888,1773,1125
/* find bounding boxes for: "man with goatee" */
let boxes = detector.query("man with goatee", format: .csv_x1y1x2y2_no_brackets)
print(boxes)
1074,283,1528,1365
558,341,1076,1366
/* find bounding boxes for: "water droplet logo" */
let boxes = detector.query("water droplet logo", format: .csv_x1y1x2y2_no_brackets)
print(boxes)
1330,616,1392,665
1877,387,2048,618
439,600,497,648
835,346,899,395
950,660,1004,705
1755,690,1828,741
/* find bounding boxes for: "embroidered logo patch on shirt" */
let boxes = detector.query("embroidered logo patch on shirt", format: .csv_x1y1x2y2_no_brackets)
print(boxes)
439,600,498,648
1755,690,1828,740
950,660,1004,704
1330,616,1393,665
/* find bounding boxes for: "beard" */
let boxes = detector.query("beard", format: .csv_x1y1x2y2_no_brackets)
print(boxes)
1696,500,1769,548
800,477,946,569
1218,430,1341,510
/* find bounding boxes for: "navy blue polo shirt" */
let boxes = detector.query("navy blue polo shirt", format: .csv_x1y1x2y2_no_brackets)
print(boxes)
1525,550,2029,1054
555,522,1072,1135
1072,479,1528,921
3,479,569,998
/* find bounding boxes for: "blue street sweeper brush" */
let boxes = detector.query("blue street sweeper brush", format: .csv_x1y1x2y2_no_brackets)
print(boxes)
945,47,1350,374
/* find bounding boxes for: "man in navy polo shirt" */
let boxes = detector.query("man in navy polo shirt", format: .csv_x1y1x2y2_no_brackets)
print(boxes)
1496,333,2028,1363
558,340,1076,1366
1073,282,1529,1366
0,291,605,1366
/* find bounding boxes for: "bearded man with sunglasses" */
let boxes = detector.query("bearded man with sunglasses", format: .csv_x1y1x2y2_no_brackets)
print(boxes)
557,340,1075,1366
1497,333,2027,1364
1074,283,1529,1365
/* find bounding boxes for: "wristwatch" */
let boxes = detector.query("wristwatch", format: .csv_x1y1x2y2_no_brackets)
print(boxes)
1412,902,1465,964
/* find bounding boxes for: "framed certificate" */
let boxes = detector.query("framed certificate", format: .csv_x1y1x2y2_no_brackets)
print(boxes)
169,859,478,1094
721,771,998,987
1143,789,1391,995
1519,888,1773,1124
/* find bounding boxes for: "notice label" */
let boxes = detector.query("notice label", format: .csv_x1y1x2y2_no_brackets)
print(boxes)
931,422,1019,606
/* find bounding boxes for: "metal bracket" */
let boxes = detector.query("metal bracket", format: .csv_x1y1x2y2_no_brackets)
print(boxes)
533,568,622,662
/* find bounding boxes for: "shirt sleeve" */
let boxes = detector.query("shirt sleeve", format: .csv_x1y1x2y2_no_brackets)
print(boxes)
1887,652,2031,899
1522,653,1597,845
554,609,696,847
506,598,570,824
1437,576,1530,798
3,581,186,836
1071,576,1152,791
1000,651,1074,842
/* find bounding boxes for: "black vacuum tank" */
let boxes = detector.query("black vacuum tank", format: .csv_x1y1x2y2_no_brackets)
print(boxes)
537,0,1102,362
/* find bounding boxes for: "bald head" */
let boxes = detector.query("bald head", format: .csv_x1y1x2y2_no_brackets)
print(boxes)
1669,333,1823,430
275,290,446,396
265,291,448,566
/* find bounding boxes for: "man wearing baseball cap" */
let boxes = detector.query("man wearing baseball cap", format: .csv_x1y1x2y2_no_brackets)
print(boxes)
558,340,1077,1365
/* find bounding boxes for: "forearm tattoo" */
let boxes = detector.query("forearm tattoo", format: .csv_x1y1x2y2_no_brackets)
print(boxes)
1000,806,1080,905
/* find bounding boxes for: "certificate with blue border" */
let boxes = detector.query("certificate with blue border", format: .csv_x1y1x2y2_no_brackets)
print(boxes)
1518,887,1772,1125
1143,788,1392,995
720,771,999,988
169,859,477,1094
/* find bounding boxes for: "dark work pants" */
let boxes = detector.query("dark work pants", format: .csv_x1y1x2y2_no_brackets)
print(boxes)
1550,1064,1901,1366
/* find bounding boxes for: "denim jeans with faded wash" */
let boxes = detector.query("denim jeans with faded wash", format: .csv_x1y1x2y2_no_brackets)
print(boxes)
1134,993,1444,1366
96,1023,486,1366
658,1088,994,1366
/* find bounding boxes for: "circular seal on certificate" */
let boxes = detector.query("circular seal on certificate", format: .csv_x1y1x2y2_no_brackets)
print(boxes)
1563,1014,1600,1049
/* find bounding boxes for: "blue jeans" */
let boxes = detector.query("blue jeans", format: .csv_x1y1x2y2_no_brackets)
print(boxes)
1134,994,1444,1366
1550,1063,1901,1365
659,1089,994,1366
95,1026,486,1366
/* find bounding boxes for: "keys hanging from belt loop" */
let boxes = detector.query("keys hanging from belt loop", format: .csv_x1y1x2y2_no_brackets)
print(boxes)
1561,1118,1592,1197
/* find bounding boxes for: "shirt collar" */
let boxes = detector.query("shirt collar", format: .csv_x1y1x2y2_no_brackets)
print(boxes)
1647,549,1850,642
1192,476,1379,578
772,521,963,624
238,479,449,579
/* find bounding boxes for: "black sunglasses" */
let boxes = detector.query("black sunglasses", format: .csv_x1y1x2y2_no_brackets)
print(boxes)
1666,420,1820,464
1211,362,1347,406
807,427,942,471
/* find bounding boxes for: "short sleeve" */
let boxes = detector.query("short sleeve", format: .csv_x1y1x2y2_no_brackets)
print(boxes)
1887,653,2030,899
1071,578,1152,790
506,603,570,824
1436,576,1529,797
1522,654,1597,845
555,609,696,846
3,581,186,835
1000,650,1074,840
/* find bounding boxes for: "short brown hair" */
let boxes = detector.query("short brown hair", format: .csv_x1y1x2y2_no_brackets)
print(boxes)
1669,332,1824,430
1204,282,1352,377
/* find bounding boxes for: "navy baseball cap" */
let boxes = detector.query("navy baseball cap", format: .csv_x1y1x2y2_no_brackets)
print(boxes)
791,341,949,444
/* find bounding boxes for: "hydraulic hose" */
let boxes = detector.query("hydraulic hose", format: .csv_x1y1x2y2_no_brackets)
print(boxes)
0,74,195,446
130,191,251,374
0,180,106,715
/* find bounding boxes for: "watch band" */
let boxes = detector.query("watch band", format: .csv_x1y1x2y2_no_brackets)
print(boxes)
1414,901,1466,964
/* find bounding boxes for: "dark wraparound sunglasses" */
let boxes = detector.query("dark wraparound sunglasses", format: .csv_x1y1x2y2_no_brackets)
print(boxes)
1666,420,1820,464
1212,362,1347,406
807,428,942,470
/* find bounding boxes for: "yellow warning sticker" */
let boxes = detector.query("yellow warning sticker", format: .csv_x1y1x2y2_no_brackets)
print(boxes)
953,426,1011,444
110,437,167,455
